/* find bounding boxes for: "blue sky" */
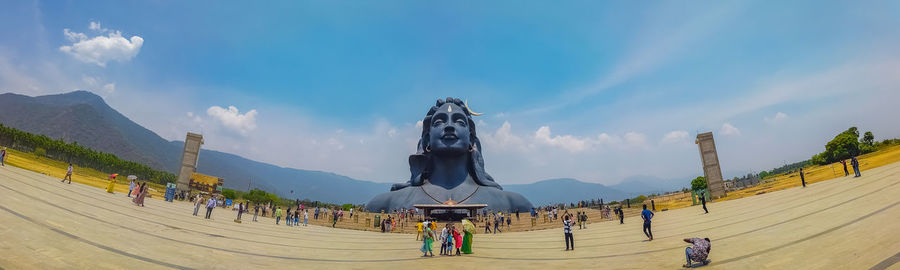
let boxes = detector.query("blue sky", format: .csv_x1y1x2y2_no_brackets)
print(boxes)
2,1,899,188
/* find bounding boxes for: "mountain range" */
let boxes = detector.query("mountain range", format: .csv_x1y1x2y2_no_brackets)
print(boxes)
0,91,682,204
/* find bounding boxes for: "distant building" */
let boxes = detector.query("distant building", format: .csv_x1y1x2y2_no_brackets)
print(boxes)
189,173,223,195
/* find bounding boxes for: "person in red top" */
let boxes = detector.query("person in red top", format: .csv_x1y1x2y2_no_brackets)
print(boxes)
683,237,711,268
452,225,463,256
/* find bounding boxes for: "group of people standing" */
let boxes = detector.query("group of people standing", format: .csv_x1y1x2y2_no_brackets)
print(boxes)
841,156,862,178
419,219,474,257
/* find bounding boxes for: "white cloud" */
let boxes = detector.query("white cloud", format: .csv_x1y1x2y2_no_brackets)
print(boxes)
59,22,143,67
81,75,98,86
483,121,526,150
624,132,648,147
535,126,590,152
596,133,622,145
88,21,105,32
764,112,788,123
661,130,689,144
720,122,741,136
186,112,202,123
102,83,115,94
206,105,258,136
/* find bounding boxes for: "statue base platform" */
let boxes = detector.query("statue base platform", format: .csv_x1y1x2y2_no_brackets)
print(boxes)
413,204,487,221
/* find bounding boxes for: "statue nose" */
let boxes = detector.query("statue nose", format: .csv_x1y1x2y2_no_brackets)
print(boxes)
443,125,455,133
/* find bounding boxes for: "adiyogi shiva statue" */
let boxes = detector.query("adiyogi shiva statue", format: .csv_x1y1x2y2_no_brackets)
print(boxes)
366,98,533,213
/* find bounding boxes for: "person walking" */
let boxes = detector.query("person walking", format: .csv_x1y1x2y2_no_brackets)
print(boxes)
851,156,861,177
62,163,74,184
493,215,501,234
484,219,492,233
193,194,203,216
332,209,339,228
682,237,711,268
617,206,624,224
800,168,807,187
0,147,6,166
253,203,259,222
275,207,283,225
642,204,654,241
105,174,118,193
236,202,244,221
841,159,850,177
132,182,147,206
580,211,587,229
452,225,463,256
563,215,574,251
507,214,512,229
205,196,216,219
294,210,300,226
127,179,135,197
700,192,709,214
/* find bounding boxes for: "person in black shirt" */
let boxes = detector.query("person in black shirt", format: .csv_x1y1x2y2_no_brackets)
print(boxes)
800,168,806,187
700,192,708,214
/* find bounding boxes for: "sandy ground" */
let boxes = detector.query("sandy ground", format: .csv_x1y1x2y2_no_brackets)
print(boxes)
1,162,900,269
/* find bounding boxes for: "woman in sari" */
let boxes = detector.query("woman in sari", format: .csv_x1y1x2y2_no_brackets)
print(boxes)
133,182,147,206
105,174,118,193
461,219,475,254
421,225,435,257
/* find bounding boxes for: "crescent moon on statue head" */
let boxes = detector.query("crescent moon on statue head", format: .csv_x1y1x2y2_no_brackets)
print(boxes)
464,100,483,116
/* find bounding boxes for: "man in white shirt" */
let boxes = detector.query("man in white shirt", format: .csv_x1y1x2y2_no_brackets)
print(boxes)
127,179,136,197
61,163,74,184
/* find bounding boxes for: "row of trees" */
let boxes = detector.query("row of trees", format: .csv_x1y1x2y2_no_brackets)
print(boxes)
810,127,898,165
0,124,176,184
221,188,353,210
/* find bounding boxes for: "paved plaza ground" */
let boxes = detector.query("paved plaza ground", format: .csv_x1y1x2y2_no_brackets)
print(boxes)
1,162,900,270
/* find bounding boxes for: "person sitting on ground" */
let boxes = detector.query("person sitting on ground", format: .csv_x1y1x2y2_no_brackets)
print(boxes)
683,237,711,268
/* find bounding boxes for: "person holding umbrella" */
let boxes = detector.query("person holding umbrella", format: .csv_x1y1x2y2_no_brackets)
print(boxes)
105,174,118,193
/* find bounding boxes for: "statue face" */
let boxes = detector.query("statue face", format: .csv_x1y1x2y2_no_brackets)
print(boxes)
428,103,471,155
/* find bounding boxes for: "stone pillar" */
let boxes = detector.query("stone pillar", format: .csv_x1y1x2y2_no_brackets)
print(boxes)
176,133,203,193
696,132,726,198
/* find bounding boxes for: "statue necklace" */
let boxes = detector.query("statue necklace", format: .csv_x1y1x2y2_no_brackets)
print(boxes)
421,180,479,205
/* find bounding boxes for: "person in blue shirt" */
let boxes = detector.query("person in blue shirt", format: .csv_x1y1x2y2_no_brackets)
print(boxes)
641,204,654,241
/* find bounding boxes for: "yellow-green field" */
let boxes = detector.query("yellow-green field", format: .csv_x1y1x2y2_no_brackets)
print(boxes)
654,144,900,211
3,148,167,199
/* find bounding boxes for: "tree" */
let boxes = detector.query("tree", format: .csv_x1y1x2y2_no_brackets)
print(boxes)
810,153,826,165
758,171,771,179
822,129,860,163
691,176,707,191
222,189,236,200
861,131,875,146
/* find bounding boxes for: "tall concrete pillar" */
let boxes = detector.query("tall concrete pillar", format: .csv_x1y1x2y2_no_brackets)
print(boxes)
696,132,726,199
176,133,203,193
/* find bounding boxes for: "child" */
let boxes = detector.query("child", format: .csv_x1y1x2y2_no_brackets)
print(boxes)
445,224,455,256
